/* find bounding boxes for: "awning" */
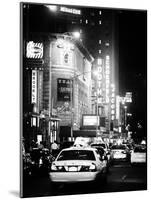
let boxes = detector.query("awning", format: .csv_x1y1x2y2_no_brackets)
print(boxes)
73,130,97,137
60,127,99,138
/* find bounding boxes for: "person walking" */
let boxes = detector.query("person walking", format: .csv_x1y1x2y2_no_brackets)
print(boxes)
51,140,59,157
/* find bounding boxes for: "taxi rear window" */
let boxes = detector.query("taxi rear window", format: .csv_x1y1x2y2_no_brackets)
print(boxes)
57,150,96,161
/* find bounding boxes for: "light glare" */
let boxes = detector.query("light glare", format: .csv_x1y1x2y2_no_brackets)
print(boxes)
73,32,80,39
46,5,57,12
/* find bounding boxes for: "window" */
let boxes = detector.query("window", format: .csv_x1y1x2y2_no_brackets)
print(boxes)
86,19,88,24
105,42,110,46
98,58,102,65
99,11,102,15
99,50,102,54
99,20,102,25
90,12,95,16
99,40,101,44
64,53,69,63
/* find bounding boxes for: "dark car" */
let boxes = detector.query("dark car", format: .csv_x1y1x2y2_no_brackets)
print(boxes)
90,143,110,171
23,152,32,177
30,148,54,176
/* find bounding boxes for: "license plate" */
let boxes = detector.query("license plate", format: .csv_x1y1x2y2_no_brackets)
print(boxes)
68,167,77,172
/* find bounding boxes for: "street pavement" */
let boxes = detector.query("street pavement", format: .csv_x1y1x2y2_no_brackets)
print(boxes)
23,161,147,198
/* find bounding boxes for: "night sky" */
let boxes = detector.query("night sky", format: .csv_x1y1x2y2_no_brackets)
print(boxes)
118,10,147,130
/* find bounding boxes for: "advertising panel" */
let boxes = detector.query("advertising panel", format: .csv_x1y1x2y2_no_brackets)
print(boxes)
57,78,72,101
83,115,100,126
26,41,43,59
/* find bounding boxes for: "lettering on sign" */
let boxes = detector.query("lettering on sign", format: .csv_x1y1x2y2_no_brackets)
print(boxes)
60,6,81,15
31,70,37,103
105,55,110,103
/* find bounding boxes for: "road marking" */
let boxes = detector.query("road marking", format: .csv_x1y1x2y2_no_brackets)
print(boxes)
113,164,131,168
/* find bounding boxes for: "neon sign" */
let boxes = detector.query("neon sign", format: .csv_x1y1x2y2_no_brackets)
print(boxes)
105,55,110,103
26,41,43,59
111,84,115,120
97,58,103,104
60,6,81,15
31,70,37,103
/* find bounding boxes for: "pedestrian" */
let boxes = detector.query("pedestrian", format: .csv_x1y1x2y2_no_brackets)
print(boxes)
30,140,37,151
51,140,59,157
38,141,44,150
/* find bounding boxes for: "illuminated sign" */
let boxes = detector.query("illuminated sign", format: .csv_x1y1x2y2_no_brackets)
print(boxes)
31,70,37,103
105,55,110,103
26,41,43,59
60,6,81,15
83,115,100,126
56,39,74,50
57,78,72,101
125,92,132,103
56,39,74,66
97,58,103,104
111,84,115,121
116,96,120,120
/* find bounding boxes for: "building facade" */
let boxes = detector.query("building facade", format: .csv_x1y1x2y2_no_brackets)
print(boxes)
50,34,93,142
23,32,93,149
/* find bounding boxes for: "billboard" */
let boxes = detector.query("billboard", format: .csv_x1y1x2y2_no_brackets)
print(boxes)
57,78,72,101
83,115,100,126
26,41,43,59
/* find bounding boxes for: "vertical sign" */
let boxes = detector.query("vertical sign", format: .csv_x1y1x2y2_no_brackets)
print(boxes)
31,70,37,103
116,95,120,120
111,84,115,120
97,58,103,104
105,55,110,103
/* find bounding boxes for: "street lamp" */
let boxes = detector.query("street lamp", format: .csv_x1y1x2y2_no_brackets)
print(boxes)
46,5,57,12
72,32,80,39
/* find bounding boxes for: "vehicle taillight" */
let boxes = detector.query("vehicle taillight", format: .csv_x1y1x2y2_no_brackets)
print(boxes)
89,163,97,172
80,164,96,172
